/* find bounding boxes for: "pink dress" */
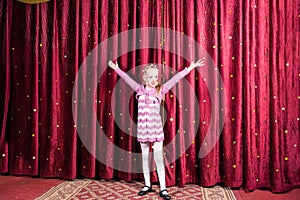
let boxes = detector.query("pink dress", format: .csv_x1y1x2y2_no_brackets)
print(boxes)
115,67,189,143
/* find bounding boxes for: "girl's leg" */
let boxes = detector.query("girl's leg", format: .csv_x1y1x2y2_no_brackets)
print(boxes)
152,141,166,191
140,142,151,187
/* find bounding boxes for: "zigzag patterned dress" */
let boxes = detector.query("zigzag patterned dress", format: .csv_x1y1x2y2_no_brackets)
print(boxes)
115,67,189,143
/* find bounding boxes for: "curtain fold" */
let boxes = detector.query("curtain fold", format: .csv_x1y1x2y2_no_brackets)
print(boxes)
0,0,299,193
0,0,12,172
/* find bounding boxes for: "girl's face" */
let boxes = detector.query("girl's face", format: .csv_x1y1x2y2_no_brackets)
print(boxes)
145,68,159,88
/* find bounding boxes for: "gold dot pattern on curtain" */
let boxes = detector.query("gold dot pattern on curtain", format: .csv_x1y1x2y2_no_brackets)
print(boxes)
16,0,50,4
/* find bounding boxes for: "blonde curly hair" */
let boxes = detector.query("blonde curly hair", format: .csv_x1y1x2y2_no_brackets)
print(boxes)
142,64,159,83
142,64,163,94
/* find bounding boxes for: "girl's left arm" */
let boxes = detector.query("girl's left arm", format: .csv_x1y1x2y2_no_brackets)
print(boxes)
161,68,190,95
162,59,204,95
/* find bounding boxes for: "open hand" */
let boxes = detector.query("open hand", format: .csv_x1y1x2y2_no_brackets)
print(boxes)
108,60,119,69
187,58,205,71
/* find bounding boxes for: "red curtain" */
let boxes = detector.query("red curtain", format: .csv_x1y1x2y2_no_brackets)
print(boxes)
0,0,299,193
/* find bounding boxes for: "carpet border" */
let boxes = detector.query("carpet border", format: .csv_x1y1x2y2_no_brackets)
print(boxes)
35,179,92,200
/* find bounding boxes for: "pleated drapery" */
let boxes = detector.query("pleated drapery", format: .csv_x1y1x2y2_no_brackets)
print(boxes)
0,0,299,193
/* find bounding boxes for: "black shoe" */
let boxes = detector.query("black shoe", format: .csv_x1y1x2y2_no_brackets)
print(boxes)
138,185,154,196
159,189,171,199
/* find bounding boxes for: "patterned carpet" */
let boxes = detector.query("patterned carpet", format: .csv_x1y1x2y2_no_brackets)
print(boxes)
35,179,242,200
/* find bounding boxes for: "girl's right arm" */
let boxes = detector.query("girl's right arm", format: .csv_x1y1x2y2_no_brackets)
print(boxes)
109,61,140,91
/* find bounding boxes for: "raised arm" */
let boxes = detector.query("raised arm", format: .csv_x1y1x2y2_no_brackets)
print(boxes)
161,68,190,95
162,59,204,95
109,61,140,91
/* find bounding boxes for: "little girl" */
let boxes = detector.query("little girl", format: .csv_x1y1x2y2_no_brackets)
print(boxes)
109,59,204,199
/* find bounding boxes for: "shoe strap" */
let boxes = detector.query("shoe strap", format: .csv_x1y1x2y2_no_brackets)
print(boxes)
143,185,151,190
160,189,168,193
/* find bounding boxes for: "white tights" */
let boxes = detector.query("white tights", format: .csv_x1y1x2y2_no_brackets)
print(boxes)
140,141,166,191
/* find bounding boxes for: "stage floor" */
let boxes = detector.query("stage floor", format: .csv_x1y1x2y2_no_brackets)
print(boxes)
0,175,299,200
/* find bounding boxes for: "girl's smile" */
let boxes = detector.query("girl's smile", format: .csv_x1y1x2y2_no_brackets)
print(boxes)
145,68,159,88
